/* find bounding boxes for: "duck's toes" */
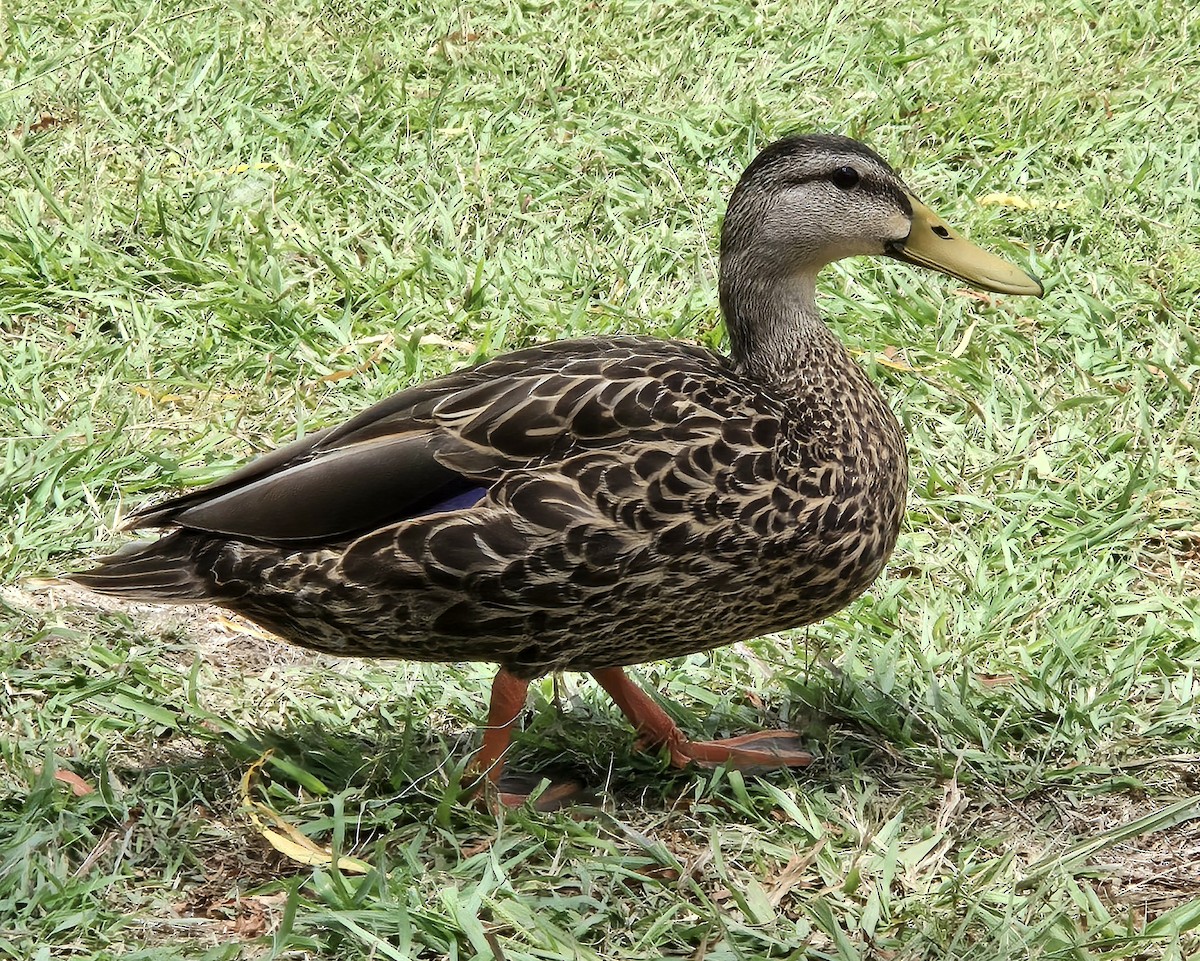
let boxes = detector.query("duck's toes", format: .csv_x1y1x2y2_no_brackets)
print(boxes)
668,731,815,772
475,771,590,813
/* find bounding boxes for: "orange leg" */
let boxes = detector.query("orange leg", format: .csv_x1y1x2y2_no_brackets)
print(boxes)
470,667,530,789
470,668,584,811
590,667,814,771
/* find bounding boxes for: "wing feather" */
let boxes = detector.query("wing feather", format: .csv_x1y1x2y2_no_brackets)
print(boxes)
123,337,777,549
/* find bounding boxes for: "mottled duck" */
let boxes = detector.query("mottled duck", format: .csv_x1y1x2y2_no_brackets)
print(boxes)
72,135,1043,806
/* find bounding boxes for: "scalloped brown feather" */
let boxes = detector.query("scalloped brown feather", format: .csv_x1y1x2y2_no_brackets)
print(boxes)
74,333,906,677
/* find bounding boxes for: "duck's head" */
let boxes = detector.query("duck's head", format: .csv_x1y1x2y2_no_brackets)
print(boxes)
719,134,1044,317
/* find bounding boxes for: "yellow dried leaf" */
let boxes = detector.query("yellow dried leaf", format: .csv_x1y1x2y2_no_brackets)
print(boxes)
420,333,477,354
318,334,397,382
847,345,934,373
976,193,1034,210
874,352,921,372
247,801,371,873
214,615,280,642
240,752,372,875
130,384,187,404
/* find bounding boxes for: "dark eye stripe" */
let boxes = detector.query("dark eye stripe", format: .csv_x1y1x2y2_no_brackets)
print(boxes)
753,169,913,217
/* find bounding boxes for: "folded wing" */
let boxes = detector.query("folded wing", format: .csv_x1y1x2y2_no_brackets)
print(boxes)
120,337,755,548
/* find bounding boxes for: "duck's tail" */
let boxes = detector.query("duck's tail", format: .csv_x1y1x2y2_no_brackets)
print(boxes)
67,532,210,602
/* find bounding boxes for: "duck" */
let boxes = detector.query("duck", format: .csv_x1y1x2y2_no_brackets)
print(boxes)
71,134,1043,807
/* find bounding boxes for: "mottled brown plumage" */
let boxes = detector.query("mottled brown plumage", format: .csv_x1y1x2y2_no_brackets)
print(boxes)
72,135,1041,800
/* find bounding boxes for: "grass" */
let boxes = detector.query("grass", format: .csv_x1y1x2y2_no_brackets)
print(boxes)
2,0,1200,957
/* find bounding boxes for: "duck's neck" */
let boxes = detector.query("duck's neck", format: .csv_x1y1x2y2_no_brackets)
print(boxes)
720,266,851,392
720,262,906,496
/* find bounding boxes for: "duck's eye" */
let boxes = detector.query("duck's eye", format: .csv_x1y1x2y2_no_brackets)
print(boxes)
829,166,861,190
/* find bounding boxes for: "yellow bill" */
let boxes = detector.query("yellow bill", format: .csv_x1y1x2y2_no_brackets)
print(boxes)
889,196,1044,297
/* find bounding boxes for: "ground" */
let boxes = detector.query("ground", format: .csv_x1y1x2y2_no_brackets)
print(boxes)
2,1,1200,958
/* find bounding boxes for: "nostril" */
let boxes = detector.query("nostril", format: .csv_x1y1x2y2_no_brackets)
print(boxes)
932,225,950,239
